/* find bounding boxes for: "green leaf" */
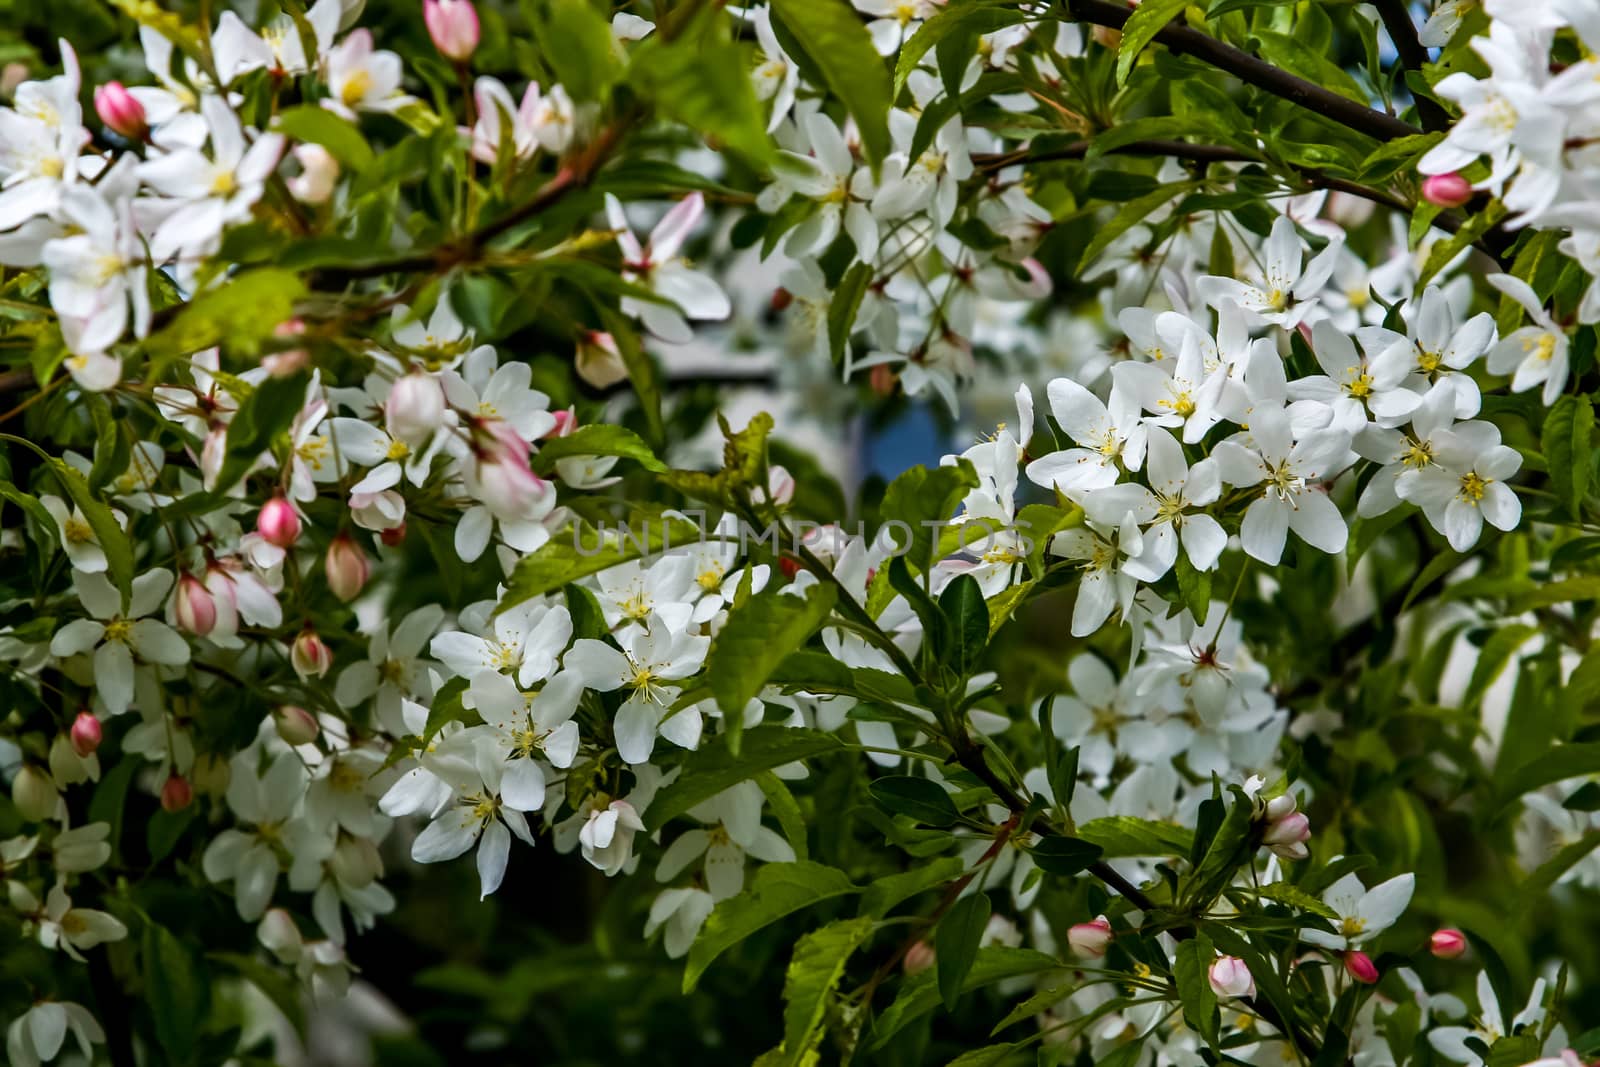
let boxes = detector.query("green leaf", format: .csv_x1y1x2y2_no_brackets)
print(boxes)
422,677,479,741
1523,830,1600,895
143,268,307,370
1499,743,1600,805
1116,0,1188,84
646,726,846,830
1027,835,1104,876
1419,200,1507,286
894,5,1025,94
770,0,891,169
1173,552,1212,625
868,776,961,827
522,0,621,102
782,917,876,1065
708,585,838,731
1464,625,1539,708
684,861,858,992
500,511,702,608
943,1044,1024,1067
937,892,991,1011
46,458,134,607
1077,816,1195,858
1186,788,1254,908
0,479,59,551
531,425,666,473
1078,182,1194,275
869,947,1061,1048
1542,394,1594,519
629,23,774,167
1173,932,1219,1048
828,261,873,363
1246,882,1340,920
215,370,310,492
757,771,810,862
879,460,979,573
273,105,374,169
859,856,966,917
143,918,209,1061
938,574,988,676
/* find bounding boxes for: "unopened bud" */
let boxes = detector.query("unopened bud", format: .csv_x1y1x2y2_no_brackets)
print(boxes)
94,81,148,141
1421,172,1473,209
903,940,935,975
869,362,898,398
291,627,332,680
770,287,793,312
424,0,480,61
575,331,628,389
274,705,321,746
287,143,339,204
1344,950,1379,984
1209,955,1256,999
324,534,370,602
173,573,218,636
386,372,446,447
1430,928,1467,960
12,765,59,821
258,496,302,548
765,465,794,507
1067,915,1113,959
160,773,193,813
70,711,102,757
547,408,578,438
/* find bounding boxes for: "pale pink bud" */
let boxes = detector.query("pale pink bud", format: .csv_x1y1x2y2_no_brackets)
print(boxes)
160,774,193,813
1430,928,1467,960
1264,793,1297,821
765,464,794,507
324,534,370,602
470,422,547,518
547,407,578,438
1067,915,1113,959
291,628,332,680
1344,950,1379,984
273,705,321,746
903,940,936,975
258,496,302,548
1421,172,1473,209
1208,955,1256,999
575,331,628,388
386,372,446,447
424,0,480,61
173,573,218,636
12,765,59,821
286,143,339,204
69,711,102,757
94,81,148,141
1262,812,1310,848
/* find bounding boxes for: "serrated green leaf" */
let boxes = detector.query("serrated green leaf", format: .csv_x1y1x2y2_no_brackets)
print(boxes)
1077,816,1195,858
782,917,876,1066
1116,0,1189,84
771,0,891,168
1542,394,1594,519
868,776,961,827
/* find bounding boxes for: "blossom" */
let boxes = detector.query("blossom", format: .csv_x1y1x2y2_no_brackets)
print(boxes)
408,732,538,899
49,570,189,715
1300,871,1414,951
1211,408,1352,565
605,193,731,342
1196,216,1341,327
1485,273,1569,405
5,1001,104,1067
1025,378,1147,493
564,619,710,764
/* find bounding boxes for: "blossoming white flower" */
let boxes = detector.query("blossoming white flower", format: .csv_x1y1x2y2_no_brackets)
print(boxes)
606,192,730,343
1395,427,1522,550
1025,378,1147,493
49,570,189,715
202,751,307,919
654,781,795,900
564,618,710,764
1211,408,1352,565
5,1001,104,1067
409,731,538,899
1485,272,1569,405
1196,216,1341,328
322,30,415,120
1300,871,1414,951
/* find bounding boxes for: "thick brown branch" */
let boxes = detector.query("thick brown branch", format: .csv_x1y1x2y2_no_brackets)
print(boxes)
1066,0,1421,142
1372,0,1451,132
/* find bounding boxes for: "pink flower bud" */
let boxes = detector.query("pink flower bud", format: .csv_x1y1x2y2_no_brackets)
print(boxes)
469,422,548,519
1209,955,1256,999
424,0,480,61
1344,950,1379,984
575,331,628,389
547,407,578,438
324,534,370,602
903,940,936,975
291,628,332,680
765,465,795,507
1430,928,1467,960
1421,172,1473,209
69,711,102,757
94,81,148,141
12,765,59,821
1067,915,1113,959
1264,793,1297,821
1263,812,1310,848
386,372,446,447
160,774,193,813
274,705,321,746
173,573,218,636
258,496,302,548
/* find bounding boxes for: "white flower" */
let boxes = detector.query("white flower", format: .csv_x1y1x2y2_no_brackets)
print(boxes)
49,570,189,715
469,79,575,164
1300,871,1414,951
5,1001,104,1067
1486,273,1569,405
654,781,795,900
202,751,307,920
1049,514,1146,637
645,886,715,958
579,798,645,876
1196,216,1341,327
564,619,710,764
1126,428,1226,578
1025,378,1147,493
334,604,445,733
606,192,730,343
322,30,414,120
1288,319,1421,434
469,670,584,812
1354,285,1495,419
768,112,878,262
211,0,340,82
1211,408,1352,565
1428,971,1550,1065
39,495,121,574
431,599,572,687
32,883,128,960
409,731,538,899
1395,428,1522,550
0,41,87,233
41,158,149,359
1112,332,1229,443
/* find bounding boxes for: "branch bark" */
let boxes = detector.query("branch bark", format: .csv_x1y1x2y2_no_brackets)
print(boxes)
1372,0,1451,132
1066,0,1421,142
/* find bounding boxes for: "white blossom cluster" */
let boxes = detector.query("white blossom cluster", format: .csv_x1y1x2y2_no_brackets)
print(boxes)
0,0,1592,1062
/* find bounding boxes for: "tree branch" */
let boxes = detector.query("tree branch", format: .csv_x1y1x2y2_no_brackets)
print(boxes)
1371,0,1451,132
1065,0,1421,142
